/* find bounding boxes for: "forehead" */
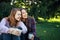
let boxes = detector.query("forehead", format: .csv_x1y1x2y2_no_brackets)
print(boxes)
22,9,26,12
16,11,21,13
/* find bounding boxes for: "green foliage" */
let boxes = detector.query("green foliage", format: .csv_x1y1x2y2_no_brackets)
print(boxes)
0,2,13,20
0,0,60,21
0,0,11,2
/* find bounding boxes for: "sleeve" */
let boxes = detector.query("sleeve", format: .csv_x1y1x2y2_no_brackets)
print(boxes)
0,18,9,34
18,21,27,34
31,17,36,36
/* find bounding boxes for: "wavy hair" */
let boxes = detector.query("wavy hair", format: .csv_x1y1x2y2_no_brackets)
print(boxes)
7,8,20,27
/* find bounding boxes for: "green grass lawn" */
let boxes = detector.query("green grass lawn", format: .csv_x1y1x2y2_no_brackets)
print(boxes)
36,22,60,40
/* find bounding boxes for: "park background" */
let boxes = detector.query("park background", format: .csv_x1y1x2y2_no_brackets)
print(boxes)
0,0,60,40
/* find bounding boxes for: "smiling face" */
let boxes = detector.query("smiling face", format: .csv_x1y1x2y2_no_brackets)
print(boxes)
21,9,28,18
15,11,21,21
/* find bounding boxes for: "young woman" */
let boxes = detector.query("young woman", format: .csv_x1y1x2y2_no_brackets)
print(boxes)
0,8,27,40
20,8,36,40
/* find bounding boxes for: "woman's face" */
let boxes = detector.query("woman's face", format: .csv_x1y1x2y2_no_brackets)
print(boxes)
15,11,21,21
21,9,28,18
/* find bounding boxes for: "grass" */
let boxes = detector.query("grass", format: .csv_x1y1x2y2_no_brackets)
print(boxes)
36,17,60,40
38,16,60,22
36,22,60,40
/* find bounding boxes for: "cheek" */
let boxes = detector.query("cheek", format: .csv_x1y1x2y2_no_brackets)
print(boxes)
22,14,24,17
19,15,21,18
15,15,18,20
23,14,26,16
15,14,19,19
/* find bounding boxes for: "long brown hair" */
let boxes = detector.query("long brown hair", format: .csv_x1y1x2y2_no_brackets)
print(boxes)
7,8,20,27
20,8,32,31
20,8,28,25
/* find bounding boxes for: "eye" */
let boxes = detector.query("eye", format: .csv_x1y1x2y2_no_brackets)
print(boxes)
18,14,21,16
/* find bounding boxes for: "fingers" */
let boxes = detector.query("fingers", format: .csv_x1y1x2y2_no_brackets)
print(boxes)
7,28,14,34
8,28,22,36
31,36,34,40
12,30,21,36
28,33,34,40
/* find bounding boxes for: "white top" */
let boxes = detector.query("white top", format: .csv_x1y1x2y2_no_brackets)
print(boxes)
0,18,27,34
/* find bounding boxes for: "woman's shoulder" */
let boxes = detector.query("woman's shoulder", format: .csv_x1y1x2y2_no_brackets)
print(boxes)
19,21,23,23
28,16,36,23
28,16,35,21
1,17,8,21
0,17,9,23
18,21,24,25
17,21,25,27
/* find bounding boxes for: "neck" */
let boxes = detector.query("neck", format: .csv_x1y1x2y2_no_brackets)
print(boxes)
22,18,26,22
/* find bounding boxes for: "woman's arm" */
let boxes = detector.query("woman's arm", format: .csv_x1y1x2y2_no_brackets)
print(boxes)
0,18,24,36
31,17,36,36
18,21,27,34
0,18,9,34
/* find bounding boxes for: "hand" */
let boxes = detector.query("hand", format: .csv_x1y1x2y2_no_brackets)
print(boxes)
7,28,14,34
31,35,34,40
8,28,22,36
28,33,34,40
11,28,22,36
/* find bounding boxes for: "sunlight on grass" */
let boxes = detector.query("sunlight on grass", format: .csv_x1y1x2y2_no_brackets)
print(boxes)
48,17,60,22
38,17,60,22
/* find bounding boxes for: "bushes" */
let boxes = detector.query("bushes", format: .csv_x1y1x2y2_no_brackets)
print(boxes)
0,2,13,20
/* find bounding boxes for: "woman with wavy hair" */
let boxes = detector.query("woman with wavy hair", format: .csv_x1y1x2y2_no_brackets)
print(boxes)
20,8,36,40
0,8,27,40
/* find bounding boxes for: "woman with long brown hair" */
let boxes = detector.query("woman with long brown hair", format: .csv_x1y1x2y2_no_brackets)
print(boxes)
20,8,36,40
0,8,27,40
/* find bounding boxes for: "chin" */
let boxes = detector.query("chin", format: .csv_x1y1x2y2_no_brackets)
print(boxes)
24,17,27,18
17,19,20,21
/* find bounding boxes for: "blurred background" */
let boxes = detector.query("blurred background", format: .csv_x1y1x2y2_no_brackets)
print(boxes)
0,0,60,40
